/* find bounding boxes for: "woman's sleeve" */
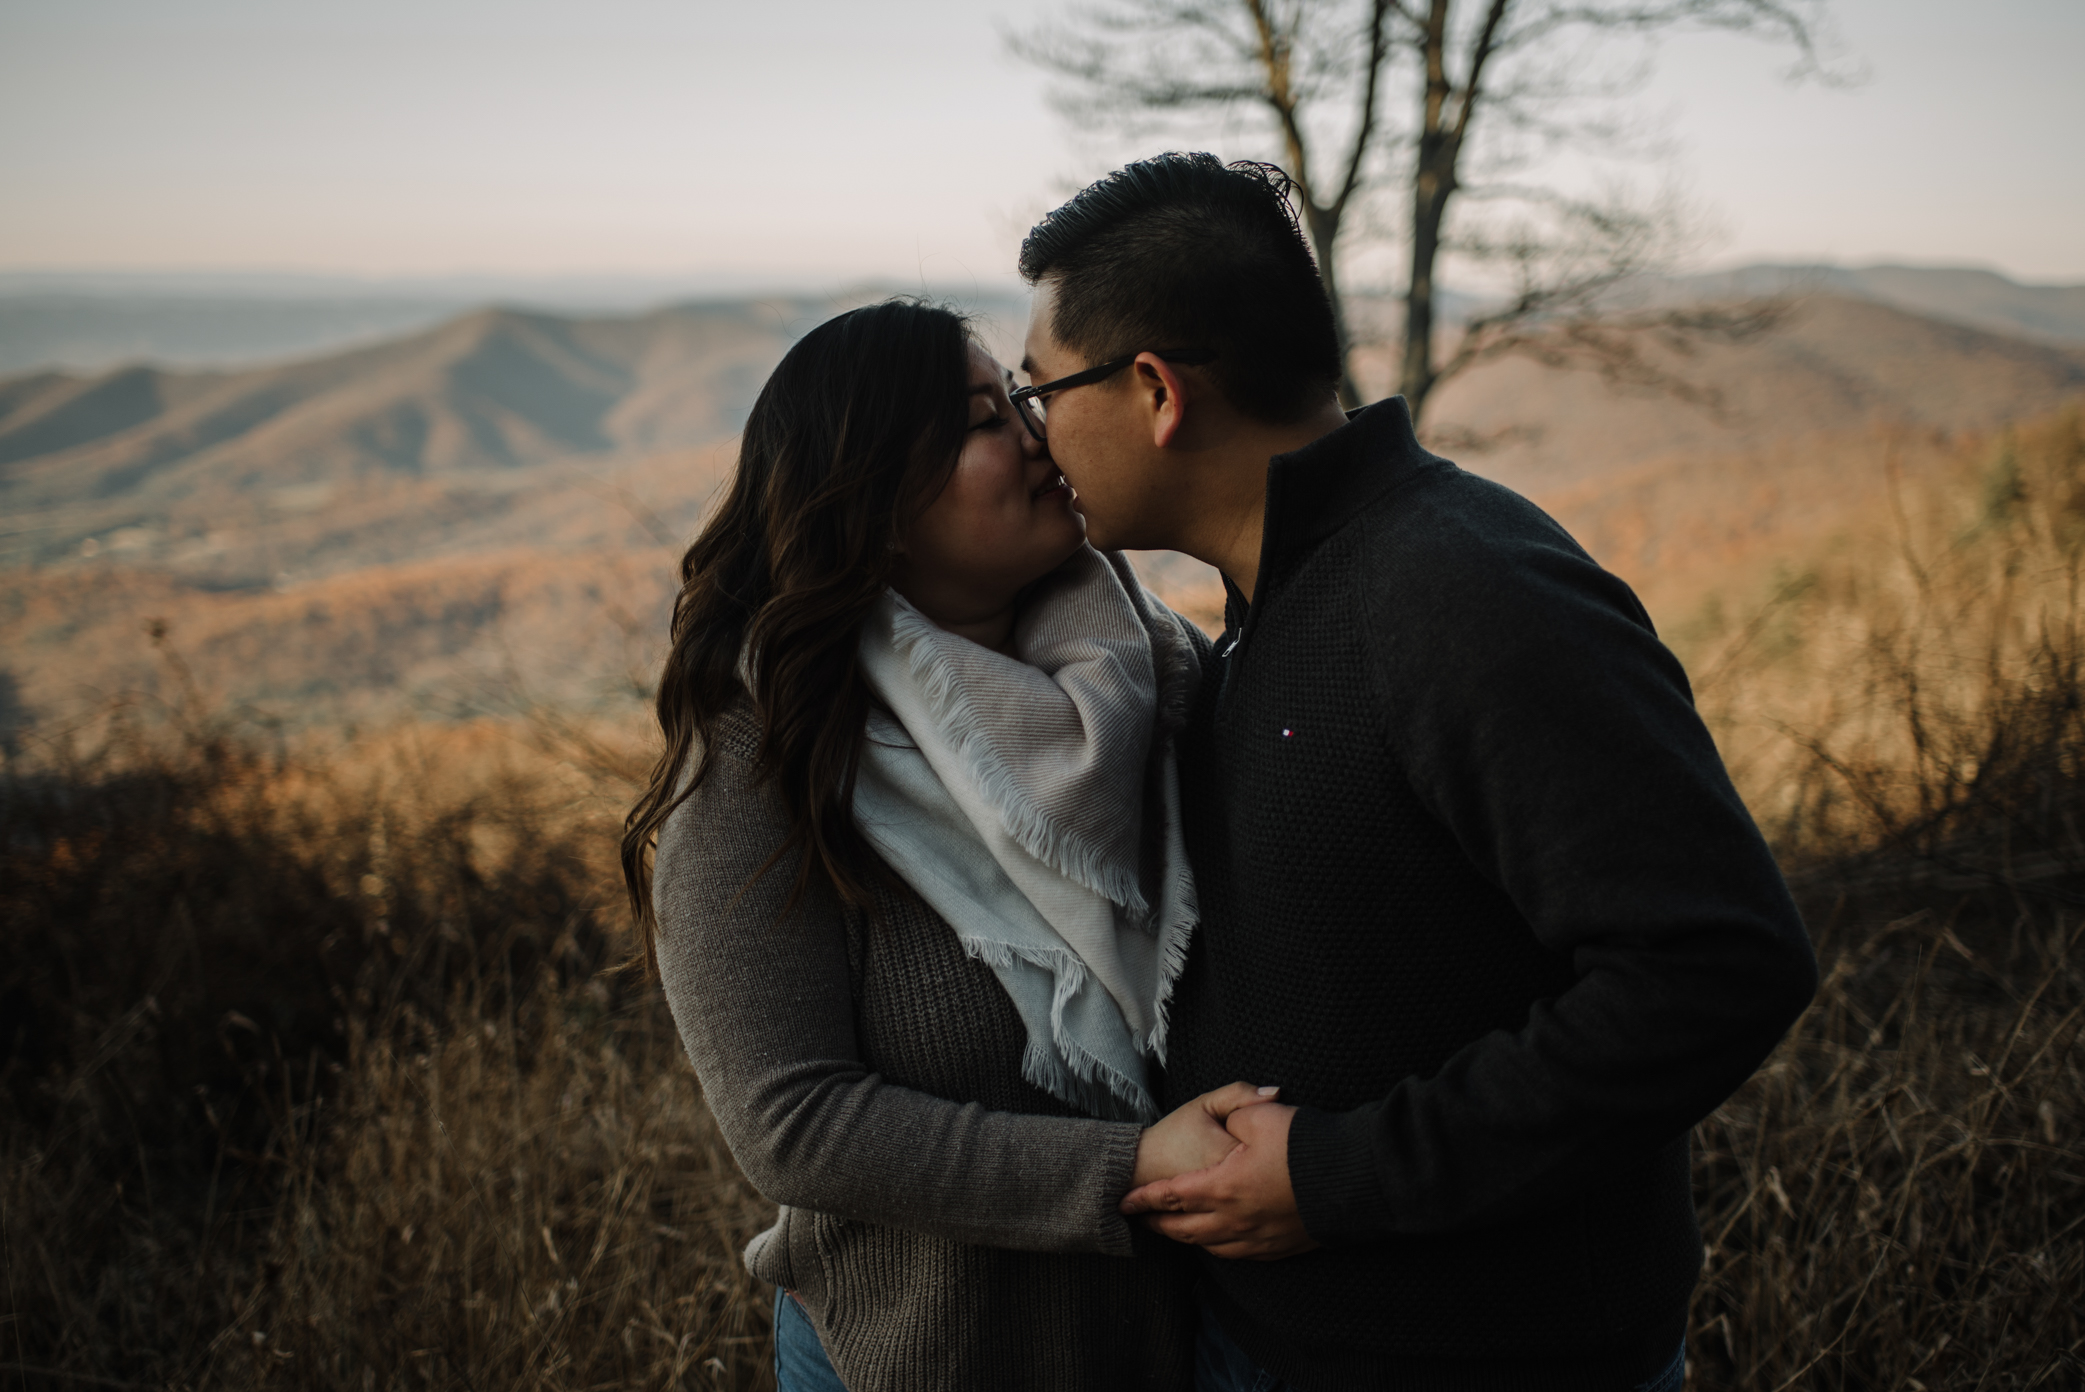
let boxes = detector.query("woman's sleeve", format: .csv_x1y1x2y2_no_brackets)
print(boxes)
652,741,1145,1257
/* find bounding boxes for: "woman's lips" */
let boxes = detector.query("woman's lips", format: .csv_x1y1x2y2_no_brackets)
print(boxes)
1031,469,1072,501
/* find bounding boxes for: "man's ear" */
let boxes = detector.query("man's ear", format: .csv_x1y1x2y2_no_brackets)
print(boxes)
1131,352,1193,449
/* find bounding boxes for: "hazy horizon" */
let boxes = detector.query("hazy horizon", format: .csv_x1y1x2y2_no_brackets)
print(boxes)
6,258,2082,378
3,257,2081,314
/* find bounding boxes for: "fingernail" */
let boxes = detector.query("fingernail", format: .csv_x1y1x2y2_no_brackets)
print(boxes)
1257,1086,1280,1096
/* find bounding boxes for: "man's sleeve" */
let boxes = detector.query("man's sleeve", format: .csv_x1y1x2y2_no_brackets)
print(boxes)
1285,494,1818,1241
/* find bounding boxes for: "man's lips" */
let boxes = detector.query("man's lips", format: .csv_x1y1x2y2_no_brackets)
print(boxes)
1031,469,1073,501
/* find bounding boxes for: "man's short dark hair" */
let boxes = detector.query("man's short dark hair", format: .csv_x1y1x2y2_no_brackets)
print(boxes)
1018,152,1343,424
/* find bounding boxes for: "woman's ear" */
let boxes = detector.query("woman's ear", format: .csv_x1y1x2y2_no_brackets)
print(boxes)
1132,352,1193,449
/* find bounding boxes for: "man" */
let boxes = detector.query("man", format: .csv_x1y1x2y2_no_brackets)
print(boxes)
1014,153,1817,1392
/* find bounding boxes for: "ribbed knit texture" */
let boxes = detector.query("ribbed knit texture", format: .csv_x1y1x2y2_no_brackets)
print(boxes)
655,704,1196,1392
1165,398,1817,1392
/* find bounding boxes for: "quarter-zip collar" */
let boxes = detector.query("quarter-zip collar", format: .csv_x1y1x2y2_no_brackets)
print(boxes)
1219,394,1450,655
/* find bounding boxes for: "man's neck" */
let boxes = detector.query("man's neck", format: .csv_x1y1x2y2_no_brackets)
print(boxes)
1174,398,1351,604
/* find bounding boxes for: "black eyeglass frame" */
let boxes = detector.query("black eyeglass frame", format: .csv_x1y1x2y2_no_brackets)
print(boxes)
1008,348,1217,441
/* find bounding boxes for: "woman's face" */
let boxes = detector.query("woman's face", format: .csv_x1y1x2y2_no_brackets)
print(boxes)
894,341,1087,624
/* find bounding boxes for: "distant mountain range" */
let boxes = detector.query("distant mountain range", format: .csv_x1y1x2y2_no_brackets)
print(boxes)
0,275,1030,375
0,294,475,379
1418,293,2085,492
0,302,796,513
3,264,2078,376
1,271,2080,735
1657,264,2085,347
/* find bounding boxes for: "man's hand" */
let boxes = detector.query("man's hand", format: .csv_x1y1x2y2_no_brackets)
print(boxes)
1132,1082,1279,1187
1120,1101,1320,1261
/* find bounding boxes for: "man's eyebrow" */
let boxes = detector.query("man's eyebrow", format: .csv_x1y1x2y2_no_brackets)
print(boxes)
1019,354,1036,376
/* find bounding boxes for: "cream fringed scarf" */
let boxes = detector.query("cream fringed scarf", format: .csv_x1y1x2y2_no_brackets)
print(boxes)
851,547,1202,1123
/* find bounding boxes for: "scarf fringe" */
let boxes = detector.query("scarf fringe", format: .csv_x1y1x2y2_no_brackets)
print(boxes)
887,598,1155,918
1139,848,1200,1066
950,930,1158,1123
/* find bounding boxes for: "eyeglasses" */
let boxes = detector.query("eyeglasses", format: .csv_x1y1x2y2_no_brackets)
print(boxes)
1007,348,1217,442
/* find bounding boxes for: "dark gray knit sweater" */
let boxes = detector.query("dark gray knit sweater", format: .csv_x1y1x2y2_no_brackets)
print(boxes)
1166,398,1818,1391
654,704,1196,1392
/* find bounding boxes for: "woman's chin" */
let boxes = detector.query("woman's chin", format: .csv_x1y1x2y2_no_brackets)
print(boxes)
1057,510,1090,558
1020,531,1092,591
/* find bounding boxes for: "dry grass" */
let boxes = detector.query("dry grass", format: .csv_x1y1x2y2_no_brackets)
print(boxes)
1,708,777,1391
1688,890,2083,1389
1687,406,2085,864
4,408,2084,1389
1683,404,2085,1388
242,995,774,1390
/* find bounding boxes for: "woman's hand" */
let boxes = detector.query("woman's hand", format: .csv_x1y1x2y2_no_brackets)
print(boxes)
1131,1082,1280,1188
1121,1100,1318,1260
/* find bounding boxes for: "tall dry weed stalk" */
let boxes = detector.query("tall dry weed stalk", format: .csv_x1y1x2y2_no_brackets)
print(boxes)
1694,406,2085,884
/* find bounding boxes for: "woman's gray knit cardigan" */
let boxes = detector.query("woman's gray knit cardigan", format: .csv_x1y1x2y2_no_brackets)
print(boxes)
654,703,1196,1392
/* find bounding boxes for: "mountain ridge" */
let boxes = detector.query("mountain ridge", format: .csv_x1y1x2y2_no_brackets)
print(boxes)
0,301,797,512
13,285,2082,523
3,283,2081,734
3,263,2076,377
1415,294,2085,494
1659,263,2085,345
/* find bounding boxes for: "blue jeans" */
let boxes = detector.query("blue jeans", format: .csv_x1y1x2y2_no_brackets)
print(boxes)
774,1289,849,1392
1194,1305,1687,1392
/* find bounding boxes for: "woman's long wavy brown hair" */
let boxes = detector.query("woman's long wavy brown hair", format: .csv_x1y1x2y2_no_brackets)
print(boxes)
621,300,974,968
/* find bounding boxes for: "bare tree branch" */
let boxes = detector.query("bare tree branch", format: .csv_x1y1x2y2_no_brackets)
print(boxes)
1008,0,1848,420
1330,2,1396,213
1439,297,1795,419
1450,0,1513,146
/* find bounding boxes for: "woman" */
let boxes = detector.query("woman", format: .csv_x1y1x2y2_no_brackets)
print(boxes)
621,299,1267,1392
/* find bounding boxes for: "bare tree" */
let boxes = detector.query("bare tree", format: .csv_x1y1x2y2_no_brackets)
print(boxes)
1012,0,1841,421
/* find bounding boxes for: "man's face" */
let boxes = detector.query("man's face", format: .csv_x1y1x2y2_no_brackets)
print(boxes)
1021,279,1174,552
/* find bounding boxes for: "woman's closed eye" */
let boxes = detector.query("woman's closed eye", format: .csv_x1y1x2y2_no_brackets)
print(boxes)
969,410,1009,433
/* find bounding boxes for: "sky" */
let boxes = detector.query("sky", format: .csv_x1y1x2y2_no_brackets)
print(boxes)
1,0,2079,291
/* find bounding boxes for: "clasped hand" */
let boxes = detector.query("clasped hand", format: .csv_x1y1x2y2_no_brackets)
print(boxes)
1124,1082,1321,1261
